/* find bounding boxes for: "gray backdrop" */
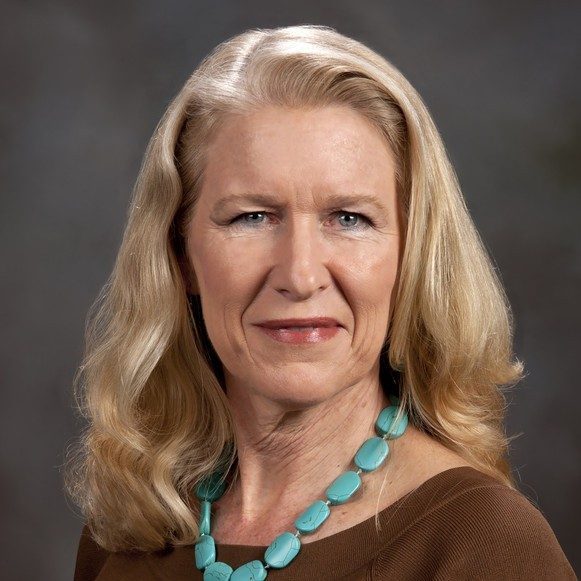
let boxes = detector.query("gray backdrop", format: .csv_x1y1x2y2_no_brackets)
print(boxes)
1,1,579,579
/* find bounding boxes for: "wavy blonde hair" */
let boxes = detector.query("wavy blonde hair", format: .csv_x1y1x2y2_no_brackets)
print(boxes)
65,24,524,552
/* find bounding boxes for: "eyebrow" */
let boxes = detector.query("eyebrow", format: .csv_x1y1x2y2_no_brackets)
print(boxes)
213,192,390,213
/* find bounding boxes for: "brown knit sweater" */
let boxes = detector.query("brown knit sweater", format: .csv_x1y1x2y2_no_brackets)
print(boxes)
74,466,576,580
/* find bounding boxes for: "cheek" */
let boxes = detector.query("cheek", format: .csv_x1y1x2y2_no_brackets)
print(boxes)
187,237,253,361
188,233,264,351
344,245,400,357
346,241,400,303
190,225,399,315
190,229,261,291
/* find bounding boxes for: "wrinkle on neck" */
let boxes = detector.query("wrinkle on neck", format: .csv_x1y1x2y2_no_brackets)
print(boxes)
218,373,392,522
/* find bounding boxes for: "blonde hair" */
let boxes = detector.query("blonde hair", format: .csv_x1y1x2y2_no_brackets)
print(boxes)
65,24,523,552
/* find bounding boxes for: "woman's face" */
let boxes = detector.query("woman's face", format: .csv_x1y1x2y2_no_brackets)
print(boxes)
184,105,402,409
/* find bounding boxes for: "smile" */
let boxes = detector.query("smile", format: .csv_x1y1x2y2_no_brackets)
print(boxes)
256,325,341,344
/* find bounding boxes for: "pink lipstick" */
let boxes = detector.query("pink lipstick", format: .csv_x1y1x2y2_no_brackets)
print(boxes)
254,317,342,344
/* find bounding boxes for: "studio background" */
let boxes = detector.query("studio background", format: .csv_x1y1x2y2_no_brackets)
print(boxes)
1,1,579,579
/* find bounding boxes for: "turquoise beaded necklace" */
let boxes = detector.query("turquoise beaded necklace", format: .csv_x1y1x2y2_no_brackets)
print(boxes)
194,400,409,580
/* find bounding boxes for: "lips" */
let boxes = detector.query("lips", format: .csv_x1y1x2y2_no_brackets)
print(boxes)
255,317,341,329
256,323,341,344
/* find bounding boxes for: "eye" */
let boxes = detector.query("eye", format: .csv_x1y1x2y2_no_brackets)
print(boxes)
229,212,269,226
228,210,372,230
332,211,372,230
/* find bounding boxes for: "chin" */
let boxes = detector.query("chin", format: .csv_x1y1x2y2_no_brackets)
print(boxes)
260,379,344,411
225,366,351,410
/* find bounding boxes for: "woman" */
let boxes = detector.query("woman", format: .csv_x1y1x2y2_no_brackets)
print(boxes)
68,25,575,580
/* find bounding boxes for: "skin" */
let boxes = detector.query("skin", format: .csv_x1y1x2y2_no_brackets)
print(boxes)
183,105,469,544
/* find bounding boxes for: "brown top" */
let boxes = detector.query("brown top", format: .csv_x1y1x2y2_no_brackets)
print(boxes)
74,466,576,580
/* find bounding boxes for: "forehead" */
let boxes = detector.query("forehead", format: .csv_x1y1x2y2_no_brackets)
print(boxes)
200,105,396,199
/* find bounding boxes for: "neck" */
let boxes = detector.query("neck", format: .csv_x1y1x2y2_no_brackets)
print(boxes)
215,370,392,528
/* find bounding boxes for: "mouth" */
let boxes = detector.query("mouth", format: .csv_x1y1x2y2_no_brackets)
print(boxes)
254,323,342,344
254,317,342,329
274,326,320,331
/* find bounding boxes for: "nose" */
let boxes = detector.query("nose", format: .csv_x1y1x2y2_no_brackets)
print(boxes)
270,216,331,301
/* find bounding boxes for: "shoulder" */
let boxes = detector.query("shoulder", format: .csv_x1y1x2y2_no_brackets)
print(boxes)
74,525,109,581
74,525,155,581
74,524,197,581
417,467,562,544
373,467,576,580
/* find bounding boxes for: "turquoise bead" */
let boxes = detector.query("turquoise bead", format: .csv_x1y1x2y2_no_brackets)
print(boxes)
199,500,211,535
326,471,361,505
375,406,408,439
264,531,301,568
354,436,389,472
230,560,268,580
196,472,227,502
204,561,233,580
195,534,216,569
294,499,330,533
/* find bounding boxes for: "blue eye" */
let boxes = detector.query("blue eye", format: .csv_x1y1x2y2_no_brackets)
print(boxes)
336,211,370,229
232,212,267,226
229,211,372,230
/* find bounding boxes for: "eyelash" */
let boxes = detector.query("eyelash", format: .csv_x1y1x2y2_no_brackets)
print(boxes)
228,211,373,231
